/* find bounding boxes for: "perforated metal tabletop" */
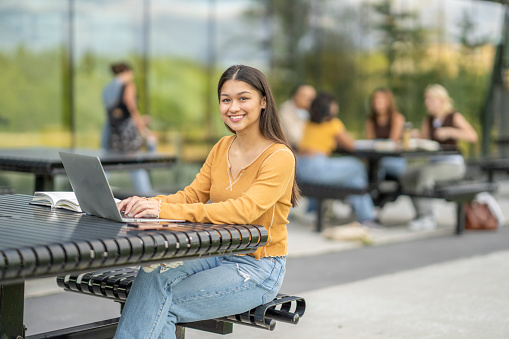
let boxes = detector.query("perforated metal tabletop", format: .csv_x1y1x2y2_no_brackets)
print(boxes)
0,194,268,337
0,147,177,191
0,194,267,283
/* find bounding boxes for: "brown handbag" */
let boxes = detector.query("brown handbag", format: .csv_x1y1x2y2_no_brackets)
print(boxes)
464,201,498,230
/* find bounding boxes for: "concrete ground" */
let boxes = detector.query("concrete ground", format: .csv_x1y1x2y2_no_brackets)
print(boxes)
185,250,509,339
23,180,509,338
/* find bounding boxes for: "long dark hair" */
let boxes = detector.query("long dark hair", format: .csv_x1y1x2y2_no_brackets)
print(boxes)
110,62,131,75
309,92,337,124
369,87,398,124
217,65,300,207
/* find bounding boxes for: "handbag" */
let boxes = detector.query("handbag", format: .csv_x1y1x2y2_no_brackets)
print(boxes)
464,201,498,230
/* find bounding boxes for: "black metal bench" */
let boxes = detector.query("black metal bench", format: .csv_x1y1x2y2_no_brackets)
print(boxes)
479,158,509,182
0,186,14,194
298,181,370,232
48,267,305,339
403,181,499,234
298,179,498,235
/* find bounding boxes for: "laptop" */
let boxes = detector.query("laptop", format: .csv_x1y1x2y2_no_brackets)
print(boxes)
59,152,185,223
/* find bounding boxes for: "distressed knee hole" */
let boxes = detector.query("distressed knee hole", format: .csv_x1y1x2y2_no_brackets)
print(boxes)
142,261,184,273
236,263,250,282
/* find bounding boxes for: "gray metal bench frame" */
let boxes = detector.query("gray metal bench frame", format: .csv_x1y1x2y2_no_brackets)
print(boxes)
41,267,305,339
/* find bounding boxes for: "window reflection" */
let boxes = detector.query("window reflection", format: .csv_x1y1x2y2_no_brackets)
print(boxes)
0,0,505,154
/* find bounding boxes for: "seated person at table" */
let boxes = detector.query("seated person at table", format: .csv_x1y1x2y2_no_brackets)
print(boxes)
401,84,478,230
114,65,300,338
365,87,407,181
279,84,317,149
297,92,379,228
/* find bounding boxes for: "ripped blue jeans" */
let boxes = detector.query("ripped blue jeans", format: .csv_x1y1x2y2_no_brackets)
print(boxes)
114,255,286,339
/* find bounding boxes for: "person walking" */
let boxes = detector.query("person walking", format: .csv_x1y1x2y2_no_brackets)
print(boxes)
102,62,156,195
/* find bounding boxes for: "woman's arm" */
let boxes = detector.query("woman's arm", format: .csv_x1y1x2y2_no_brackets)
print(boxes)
154,149,296,224
434,112,478,143
123,82,150,137
419,118,430,139
389,113,405,141
335,130,356,152
365,119,375,140
118,141,217,215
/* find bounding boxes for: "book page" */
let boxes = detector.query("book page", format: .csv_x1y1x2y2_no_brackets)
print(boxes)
31,192,81,212
55,199,82,212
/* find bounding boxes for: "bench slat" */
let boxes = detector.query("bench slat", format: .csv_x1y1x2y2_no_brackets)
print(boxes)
298,179,498,234
57,267,305,332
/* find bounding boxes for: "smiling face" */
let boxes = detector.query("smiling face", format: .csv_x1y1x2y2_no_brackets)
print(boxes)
219,79,267,135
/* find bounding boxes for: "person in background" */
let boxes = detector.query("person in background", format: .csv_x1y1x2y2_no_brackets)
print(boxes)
279,84,316,149
297,92,380,228
401,84,478,230
365,87,407,181
113,65,299,338
102,62,156,195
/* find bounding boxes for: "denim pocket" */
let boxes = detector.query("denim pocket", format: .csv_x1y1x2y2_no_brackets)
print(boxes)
261,257,286,304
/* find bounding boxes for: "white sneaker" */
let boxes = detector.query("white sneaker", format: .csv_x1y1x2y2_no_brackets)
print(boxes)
288,199,309,220
300,211,317,225
409,215,437,231
331,201,352,219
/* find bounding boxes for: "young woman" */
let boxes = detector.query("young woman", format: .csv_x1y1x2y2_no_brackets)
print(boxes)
401,84,478,230
297,92,379,228
113,65,299,338
365,88,407,181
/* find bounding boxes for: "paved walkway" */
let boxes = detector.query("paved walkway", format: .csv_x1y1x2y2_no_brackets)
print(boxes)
185,250,509,339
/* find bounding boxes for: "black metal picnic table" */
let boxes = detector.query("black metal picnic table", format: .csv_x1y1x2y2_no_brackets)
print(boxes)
345,148,462,184
0,194,268,338
0,147,177,192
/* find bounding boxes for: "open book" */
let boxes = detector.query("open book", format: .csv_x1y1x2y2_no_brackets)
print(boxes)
30,191,82,212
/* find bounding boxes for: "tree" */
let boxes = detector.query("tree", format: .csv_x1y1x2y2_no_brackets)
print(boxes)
370,0,429,123
371,0,427,83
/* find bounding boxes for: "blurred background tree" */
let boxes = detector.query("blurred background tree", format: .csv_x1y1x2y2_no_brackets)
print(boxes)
0,0,503,154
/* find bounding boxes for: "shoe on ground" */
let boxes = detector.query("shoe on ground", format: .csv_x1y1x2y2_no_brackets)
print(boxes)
409,215,437,231
291,211,316,226
360,220,384,229
288,198,309,220
302,212,316,225
331,200,352,219
322,221,370,242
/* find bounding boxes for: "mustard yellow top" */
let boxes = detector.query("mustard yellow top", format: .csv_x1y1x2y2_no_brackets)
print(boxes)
298,118,345,156
151,135,295,259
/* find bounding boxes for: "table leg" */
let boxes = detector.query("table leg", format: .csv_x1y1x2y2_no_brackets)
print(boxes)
176,325,186,339
456,202,465,235
35,175,54,192
0,282,25,338
368,158,378,184
316,199,324,233
488,170,494,183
